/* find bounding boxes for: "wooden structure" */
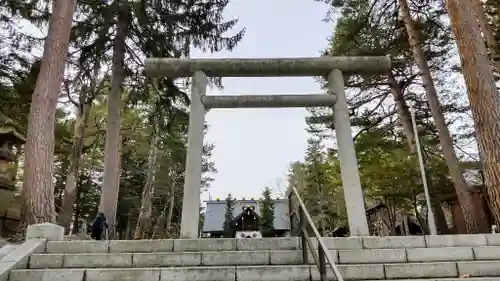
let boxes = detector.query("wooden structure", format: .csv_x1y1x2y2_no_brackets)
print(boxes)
202,199,291,238
445,185,494,234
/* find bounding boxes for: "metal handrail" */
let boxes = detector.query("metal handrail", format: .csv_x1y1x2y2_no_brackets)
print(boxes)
288,185,344,281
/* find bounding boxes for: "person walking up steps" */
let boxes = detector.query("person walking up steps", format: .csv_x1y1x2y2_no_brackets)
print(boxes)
91,212,108,240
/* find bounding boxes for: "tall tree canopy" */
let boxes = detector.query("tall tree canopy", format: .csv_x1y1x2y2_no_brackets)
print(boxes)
0,0,243,239
293,0,495,234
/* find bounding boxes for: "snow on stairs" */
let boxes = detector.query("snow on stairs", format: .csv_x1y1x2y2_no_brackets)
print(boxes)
8,235,500,281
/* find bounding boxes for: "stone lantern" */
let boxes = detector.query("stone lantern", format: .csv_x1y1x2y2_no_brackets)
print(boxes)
0,119,25,215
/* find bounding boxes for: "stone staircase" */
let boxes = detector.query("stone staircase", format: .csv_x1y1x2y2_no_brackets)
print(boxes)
3,231,500,281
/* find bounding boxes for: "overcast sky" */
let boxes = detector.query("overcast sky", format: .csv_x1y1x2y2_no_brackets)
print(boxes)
191,0,333,201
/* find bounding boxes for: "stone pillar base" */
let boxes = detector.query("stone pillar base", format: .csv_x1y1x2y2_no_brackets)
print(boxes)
26,223,64,241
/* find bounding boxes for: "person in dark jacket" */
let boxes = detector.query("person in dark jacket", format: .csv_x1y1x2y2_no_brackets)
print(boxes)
91,212,108,240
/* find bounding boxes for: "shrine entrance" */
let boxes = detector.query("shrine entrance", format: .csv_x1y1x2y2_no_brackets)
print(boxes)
145,56,392,238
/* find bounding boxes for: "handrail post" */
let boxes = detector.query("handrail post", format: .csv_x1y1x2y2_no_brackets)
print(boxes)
299,207,308,264
318,246,327,281
291,185,344,281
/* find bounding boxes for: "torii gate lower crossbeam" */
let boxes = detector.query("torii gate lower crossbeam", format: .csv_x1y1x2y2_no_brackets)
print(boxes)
144,56,392,238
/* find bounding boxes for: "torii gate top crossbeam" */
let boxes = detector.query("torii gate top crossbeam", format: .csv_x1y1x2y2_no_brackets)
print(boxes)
144,56,391,78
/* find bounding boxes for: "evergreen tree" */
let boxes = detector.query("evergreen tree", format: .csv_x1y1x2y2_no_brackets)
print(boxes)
259,187,275,237
304,138,330,235
222,193,235,238
308,0,486,234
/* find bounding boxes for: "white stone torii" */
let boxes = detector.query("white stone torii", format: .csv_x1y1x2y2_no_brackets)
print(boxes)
145,56,392,238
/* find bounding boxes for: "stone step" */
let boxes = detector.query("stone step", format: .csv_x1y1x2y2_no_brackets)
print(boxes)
43,238,301,253
41,235,500,254
28,246,500,268
0,245,16,259
361,279,500,281
9,262,500,281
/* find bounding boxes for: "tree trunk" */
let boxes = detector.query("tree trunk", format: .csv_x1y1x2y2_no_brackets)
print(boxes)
71,183,82,235
399,0,484,233
427,176,453,233
388,70,451,232
133,124,161,240
152,204,168,239
151,173,179,239
21,0,77,226
124,212,132,240
446,0,500,226
58,64,100,231
388,72,415,151
470,0,500,73
165,182,176,237
99,4,129,238
430,198,450,234
58,102,90,232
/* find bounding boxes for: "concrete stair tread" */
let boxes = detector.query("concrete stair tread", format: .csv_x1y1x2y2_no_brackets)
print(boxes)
24,260,500,267
0,244,16,259
28,247,500,269
358,279,500,281
33,245,500,254
41,235,500,254
11,262,500,280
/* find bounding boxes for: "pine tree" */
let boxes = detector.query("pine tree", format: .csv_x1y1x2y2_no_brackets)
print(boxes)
66,0,245,236
304,138,330,235
259,187,275,237
222,193,235,238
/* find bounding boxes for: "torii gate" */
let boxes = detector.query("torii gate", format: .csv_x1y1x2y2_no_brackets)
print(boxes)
145,56,392,238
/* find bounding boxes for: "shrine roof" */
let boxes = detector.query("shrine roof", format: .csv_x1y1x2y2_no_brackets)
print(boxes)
202,199,290,233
